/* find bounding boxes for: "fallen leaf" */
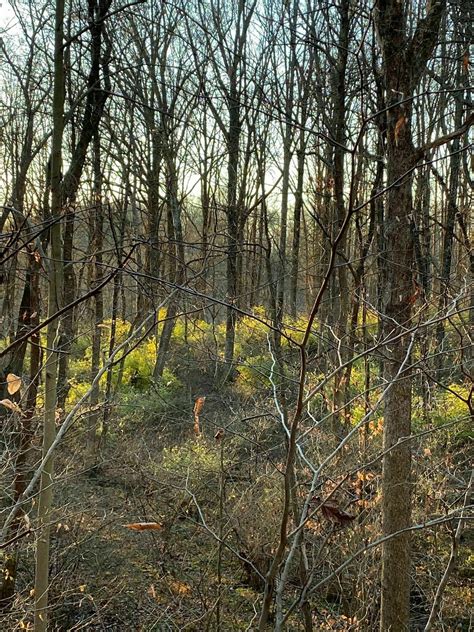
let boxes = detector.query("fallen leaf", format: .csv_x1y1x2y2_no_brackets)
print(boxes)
168,579,191,596
123,522,163,531
304,519,319,531
214,428,225,442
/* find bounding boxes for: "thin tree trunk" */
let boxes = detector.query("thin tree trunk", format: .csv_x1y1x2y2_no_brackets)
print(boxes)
154,150,184,379
56,0,112,408
145,122,162,308
289,130,306,317
34,0,65,626
435,68,463,368
102,196,127,435
88,132,104,454
0,257,40,609
223,87,240,371
199,118,211,292
57,204,75,409
330,0,350,436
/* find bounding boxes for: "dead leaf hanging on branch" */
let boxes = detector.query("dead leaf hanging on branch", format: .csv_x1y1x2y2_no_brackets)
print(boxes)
7,373,22,395
312,496,356,526
0,399,23,415
394,114,407,145
194,396,206,416
462,50,469,73
193,396,206,437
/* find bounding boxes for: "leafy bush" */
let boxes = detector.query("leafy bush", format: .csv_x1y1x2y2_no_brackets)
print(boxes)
431,383,472,439
116,368,183,425
158,439,227,498
235,354,274,396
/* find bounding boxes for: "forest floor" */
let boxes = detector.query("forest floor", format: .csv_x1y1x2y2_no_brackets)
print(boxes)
50,376,242,630
5,365,473,631
13,371,276,631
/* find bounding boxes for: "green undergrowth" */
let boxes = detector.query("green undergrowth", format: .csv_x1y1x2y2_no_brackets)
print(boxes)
57,309,472,448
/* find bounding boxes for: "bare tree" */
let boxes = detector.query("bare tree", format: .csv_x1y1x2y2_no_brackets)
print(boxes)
33,0,66,627
375,1,445,629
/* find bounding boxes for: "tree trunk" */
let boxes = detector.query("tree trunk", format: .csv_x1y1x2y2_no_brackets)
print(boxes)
57,203,75,409
376,2,445,629
289,130,306,317
0,257,40,610
154,149,184,379
88,132,104,454
145,122,163,309
34,0,65,627
329,0,350,436
275,0,297,338
435,58,464,368
56,0,112,408
223,87,240,371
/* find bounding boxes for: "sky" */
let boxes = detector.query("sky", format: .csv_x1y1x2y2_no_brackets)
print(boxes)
0,3,16,31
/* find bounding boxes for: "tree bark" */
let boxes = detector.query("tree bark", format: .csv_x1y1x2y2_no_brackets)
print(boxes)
375,2,445,630
56,0,112,408
88,132,104,453
154,146,185,379
289,130,306,317
223,81,240,371
275,0,297,338
435,38,465,369
34,0,65,627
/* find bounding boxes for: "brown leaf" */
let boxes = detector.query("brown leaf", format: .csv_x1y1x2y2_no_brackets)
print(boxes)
193,396,206,437
214,428,225,442
304,519,319,531
167,579,191,596
462,50,469,73
193,396,206,416
394,114,407,145
312,496,356,526
7,373,22,395
123,522,163,531
408,282,421,305
0,399,22,414
321,504,356,524
326,176,335,191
